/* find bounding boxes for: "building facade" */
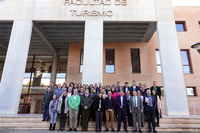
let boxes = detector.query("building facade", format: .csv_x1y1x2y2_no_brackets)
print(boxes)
0,0,199,116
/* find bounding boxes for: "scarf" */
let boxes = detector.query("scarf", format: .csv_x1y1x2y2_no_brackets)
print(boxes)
51,99,56,109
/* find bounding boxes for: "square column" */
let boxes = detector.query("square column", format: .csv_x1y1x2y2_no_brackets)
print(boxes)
82,20,103,84
155,0,189,115
0,20,33,114
50,53,58,83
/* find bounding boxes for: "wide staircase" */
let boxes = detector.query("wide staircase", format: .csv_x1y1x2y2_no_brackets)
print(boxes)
0,115,200,132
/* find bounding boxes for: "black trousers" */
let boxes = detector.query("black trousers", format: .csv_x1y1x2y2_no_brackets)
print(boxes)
146,107,156,131
95,111,104,132
77,106,82,126
82,108,90,130
90,103,95,121
60,107,67,129
127,107,133,126
155,108,159,125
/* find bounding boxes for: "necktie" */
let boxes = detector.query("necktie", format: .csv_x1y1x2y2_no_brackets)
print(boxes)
134,97,136,107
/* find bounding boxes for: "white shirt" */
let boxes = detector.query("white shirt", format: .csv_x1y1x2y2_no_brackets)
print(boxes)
125,87,128,93
133,96,137,107
74,95,77,99
120,96,123,106
99,99,101,108
67,92,71,98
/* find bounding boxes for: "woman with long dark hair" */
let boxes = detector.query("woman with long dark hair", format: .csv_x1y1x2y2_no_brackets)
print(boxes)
94,92,105,132
152,90,161,127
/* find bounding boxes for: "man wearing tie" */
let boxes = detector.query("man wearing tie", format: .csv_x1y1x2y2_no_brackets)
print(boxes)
116,90,128,132
129,91,143,133
144,89,157,133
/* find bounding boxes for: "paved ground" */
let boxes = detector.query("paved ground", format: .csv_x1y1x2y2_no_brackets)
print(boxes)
0,130,200,133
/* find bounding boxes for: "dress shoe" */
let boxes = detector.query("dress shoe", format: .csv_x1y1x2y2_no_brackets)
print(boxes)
139,130,143,133
58,128,62,131
147,130,152,133
68,128,72,131
141,122,144,127
105,129,109,132
111,129,115,132
74,128,77,132
42,119,45,121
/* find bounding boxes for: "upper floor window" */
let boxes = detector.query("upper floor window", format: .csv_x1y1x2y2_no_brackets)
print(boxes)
131,49,140,73
106,49,115,73
176,21,187,31
156,50,162,73
80,49,84,73
181,50,193,74
187,87,197,96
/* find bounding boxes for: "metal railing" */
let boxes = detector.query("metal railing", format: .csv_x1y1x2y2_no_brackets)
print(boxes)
161,101,200,115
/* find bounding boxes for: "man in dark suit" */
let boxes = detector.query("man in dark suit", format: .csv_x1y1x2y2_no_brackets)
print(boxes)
150,81,161,99
105,91,115,132
144,89,157,133
116,90,128,132
89,87,97,121
130,80,140,92
123,82,132,96
129,91,143,133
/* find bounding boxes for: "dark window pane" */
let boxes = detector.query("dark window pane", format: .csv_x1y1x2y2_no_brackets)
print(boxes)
80,50,84,65
106,50,114,65
176,23,185,31
58,56,68,62
131,50,139,64
132,65,140,73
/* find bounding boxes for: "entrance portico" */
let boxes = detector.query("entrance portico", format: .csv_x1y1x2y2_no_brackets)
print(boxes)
0,0,189,116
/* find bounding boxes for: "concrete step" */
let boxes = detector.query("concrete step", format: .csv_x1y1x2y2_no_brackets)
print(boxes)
1,116,200,131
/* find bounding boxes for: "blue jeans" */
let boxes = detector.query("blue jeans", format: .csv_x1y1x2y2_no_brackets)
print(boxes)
50,110,58,124
43,104,49,120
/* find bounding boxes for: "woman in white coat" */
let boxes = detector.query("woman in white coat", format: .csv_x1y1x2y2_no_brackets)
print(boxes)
57,91,69,131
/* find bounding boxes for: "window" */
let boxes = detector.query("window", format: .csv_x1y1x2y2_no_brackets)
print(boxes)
181,50,193,74
131,49,140,73
106,49,115,73
80,49,84,73
199,21,200,28
187,87,197,96
156,50,162,73
175,21,186,31
56,55,67,84
0,55,5,82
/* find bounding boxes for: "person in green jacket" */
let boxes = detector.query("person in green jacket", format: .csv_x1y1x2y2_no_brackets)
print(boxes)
42,87,53,121
68,89,80,132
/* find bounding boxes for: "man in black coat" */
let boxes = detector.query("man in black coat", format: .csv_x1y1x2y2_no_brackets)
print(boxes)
150,81,161,100
89,87,97,121
144,89,157,133
123,82,133,96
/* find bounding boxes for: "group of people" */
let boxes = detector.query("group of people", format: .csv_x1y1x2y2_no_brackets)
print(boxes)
42,80,162,133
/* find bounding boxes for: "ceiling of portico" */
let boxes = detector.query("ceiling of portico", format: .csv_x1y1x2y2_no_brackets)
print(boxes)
0,21,156,55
